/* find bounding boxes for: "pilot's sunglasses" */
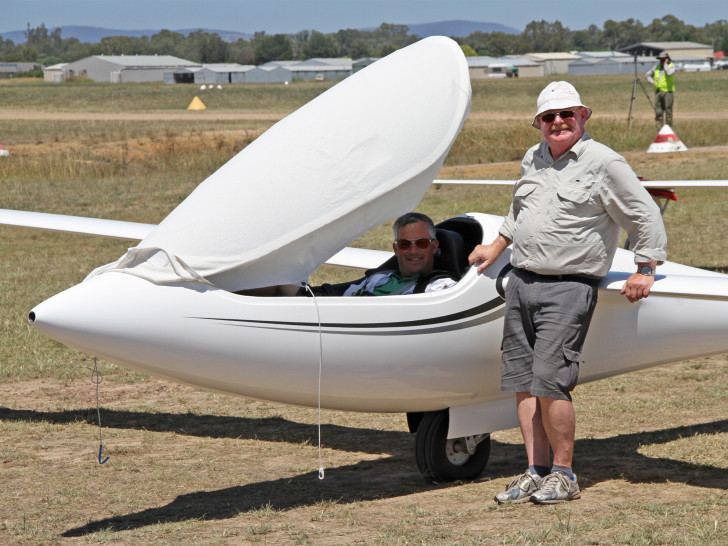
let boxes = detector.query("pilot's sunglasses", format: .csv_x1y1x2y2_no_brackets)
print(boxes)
539,110,576,123
395,238,434,250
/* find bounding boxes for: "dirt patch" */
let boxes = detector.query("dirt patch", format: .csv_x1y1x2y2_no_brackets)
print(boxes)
0,109,287,121
4,109,727,122
439,144,728,180
1,356,727,544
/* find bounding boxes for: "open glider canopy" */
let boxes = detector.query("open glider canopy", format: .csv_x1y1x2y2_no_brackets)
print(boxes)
89,36,472,291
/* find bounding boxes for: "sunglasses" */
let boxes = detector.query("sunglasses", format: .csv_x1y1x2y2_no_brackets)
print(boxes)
395,238,434,250
539,110,577,124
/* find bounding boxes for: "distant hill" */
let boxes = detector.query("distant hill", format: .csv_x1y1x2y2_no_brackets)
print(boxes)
406,20,520,37
0,25,253,44
1,20,520,45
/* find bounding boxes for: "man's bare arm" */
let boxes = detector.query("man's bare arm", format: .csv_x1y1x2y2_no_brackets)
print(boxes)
621,260,657,303
468,234,511,274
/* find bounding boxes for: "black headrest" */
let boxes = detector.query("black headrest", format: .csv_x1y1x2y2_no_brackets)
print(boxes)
434,228,466,278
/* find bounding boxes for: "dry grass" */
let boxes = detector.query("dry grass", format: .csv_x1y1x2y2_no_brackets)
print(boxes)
1,357,726,544
1,74,727,543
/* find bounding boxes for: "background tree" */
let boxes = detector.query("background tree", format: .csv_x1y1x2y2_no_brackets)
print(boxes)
520,20,569,52
569,25,601,51
254,33,293,64
291,30,310,60
601,18,645,50
184,30,228,62
3,16,726,73
99,35,145,55
705,20,728,54
148,29,186,56
304,30,339,58
460,44,476,57
347,39,371,59
228,38,256,65
371,23,417,56
334,28,373,58
646,15,690,41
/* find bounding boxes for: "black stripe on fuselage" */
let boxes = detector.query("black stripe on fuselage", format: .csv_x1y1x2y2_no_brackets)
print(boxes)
191,297,504,330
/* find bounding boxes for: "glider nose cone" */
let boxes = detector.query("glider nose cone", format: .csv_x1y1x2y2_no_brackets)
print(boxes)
27,289,77,340
25,279,109,352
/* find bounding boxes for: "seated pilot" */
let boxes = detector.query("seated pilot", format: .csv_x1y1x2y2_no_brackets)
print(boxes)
329,212,457,296
248,212,457,297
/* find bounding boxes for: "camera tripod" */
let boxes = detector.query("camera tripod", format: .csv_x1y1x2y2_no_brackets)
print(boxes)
627,55,656,129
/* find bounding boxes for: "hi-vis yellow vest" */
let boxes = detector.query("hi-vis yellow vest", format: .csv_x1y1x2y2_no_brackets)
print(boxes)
653,63,675,92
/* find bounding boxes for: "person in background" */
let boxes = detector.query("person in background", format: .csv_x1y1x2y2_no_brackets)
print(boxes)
646,51,676,130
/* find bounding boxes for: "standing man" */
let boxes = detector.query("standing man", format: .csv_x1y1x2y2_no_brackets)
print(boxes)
468,81,667,504
646,51,676,130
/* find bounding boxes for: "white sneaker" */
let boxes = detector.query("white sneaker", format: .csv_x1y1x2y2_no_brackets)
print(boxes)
494,471,542,505
530,471,581,504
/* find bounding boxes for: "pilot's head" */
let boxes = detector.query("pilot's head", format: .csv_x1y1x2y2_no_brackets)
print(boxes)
392,212,439,279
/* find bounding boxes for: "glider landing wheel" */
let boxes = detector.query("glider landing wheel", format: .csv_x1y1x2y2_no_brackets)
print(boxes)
415,410,490,483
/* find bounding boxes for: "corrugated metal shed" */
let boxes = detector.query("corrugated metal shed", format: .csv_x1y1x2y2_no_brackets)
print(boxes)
42,63,68,82
569,55,654,76
576,51,631,59
299,57,353,70
466,56,497,69
245,65,293,83
526,52,581,75
1,61,41,78
620,41,713,59
64,55,200,83
352,57,379,73
0,63,20,78
499,56,544,78
196,64,255,84
288,64,351,82
468,56,543,78
259,58,352,82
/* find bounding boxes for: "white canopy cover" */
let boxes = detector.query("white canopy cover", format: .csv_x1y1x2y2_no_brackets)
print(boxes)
93,36,472,291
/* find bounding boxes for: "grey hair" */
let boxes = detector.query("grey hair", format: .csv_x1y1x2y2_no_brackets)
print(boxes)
392,212,436,240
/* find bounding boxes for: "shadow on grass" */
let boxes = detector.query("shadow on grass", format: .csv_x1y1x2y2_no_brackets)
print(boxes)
1,407,726,536
0,406,410,455
61,458,452,537
574,419,728,491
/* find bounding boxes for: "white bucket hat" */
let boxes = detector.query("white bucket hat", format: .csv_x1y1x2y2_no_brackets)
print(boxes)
532,81,592,128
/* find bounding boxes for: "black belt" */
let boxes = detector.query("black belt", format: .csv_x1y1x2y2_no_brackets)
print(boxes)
517,268,602,287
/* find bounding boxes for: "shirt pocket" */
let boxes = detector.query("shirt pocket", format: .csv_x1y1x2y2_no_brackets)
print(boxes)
512,183,539,218
554,184,602,222
556,185,590,206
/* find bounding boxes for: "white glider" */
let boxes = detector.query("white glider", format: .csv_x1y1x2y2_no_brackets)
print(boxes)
3,37,728,483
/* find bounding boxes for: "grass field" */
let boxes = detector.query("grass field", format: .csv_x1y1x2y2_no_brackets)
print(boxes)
1,72,727,544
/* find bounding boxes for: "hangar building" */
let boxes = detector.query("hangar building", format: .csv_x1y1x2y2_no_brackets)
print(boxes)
62,55,200,83
620,41,713,59
568,51,654,76
165,63,255,84
620,41,715,72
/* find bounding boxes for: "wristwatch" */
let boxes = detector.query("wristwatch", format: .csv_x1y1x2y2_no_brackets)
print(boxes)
637,265,656,276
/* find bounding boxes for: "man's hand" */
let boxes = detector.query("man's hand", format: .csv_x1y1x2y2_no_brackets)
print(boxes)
620,273,655,303
468,235,510,274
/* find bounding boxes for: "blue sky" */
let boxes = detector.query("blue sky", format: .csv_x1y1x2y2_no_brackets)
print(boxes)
1,0,724,34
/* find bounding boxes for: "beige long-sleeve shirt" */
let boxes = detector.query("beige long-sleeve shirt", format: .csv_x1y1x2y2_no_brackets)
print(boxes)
499,132,667,277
